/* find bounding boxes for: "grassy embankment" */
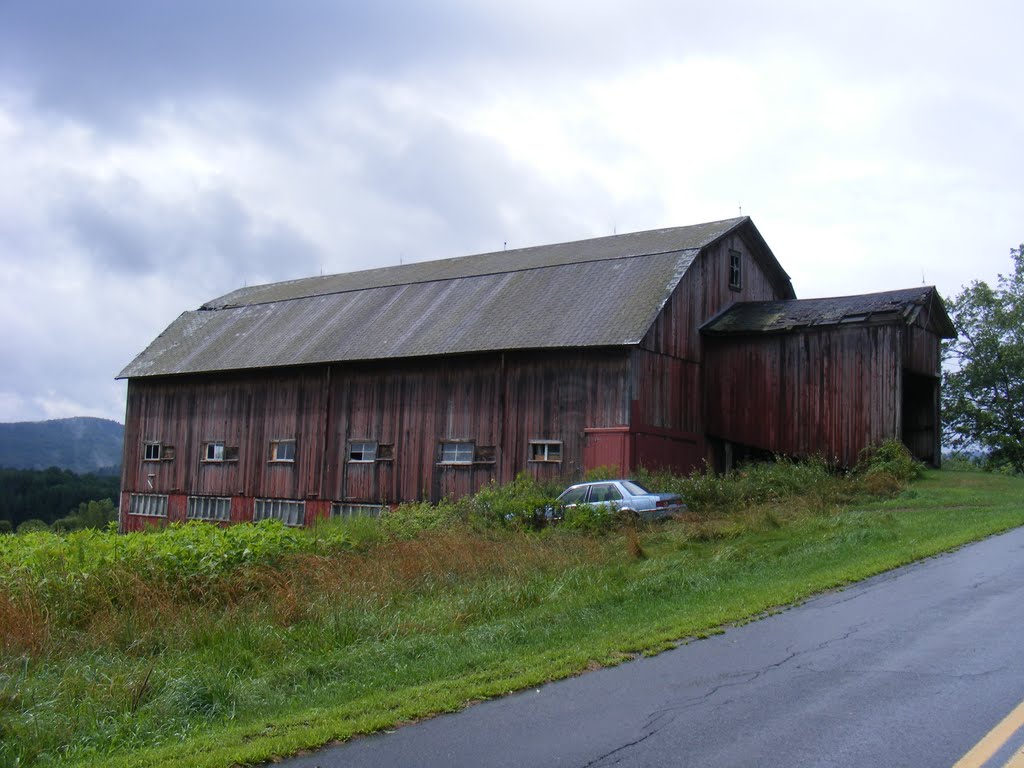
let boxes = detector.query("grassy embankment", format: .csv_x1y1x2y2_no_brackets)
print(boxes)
1,456,1022,768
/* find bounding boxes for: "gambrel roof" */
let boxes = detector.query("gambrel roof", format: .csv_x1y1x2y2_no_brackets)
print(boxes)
119,217,791,378
701,286,956,338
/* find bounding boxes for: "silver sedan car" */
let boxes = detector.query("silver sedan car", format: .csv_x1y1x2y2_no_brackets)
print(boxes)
550,480,686,522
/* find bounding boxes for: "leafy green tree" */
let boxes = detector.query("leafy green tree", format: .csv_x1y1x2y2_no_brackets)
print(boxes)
16,519,49,533
52,498,118,532
942,244,1024,472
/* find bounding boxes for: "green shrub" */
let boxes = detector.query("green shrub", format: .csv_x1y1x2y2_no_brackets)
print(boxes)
560,502,617,533
859,440,924,483
942,452,980,472
379,500,461,539
584,464,621,482
15,519,48,534
635,456,857,513
51,498,118,532
462,473,556,528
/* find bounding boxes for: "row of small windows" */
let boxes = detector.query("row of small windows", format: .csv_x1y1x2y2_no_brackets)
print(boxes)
143,439,563,465
129,494,384,526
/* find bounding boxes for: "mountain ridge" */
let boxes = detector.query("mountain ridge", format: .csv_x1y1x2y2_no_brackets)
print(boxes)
0,417,123,475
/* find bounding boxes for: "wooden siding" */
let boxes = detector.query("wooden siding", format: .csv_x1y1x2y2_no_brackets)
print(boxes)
630,229,792,474
630,350,701,432
903,321,942,377
121,349,633,517
122,369,328,501
641,233,789,361
703,325,903,467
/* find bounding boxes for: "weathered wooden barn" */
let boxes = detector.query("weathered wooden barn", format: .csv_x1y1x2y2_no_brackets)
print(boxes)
117,217,954,530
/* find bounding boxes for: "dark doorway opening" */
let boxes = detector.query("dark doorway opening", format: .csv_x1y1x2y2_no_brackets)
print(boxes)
902,371,940,466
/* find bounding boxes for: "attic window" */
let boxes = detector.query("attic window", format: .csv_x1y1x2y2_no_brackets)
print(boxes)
728,249,742,291
269,439,296,463
143,442,162,462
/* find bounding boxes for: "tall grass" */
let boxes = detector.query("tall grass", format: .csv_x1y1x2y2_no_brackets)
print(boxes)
3,442,1015,768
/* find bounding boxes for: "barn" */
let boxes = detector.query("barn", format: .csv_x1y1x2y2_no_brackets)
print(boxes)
117,217,954,530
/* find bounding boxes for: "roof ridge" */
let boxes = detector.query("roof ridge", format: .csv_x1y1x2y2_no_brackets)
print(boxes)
735,286,935,306
204,217,748,310
208,247,701,310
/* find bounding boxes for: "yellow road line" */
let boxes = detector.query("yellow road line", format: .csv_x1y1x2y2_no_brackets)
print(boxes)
953,699,1024,768
1004,744,1024,768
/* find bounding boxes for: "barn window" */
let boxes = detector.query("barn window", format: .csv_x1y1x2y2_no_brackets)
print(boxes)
254,498,305,526
529,441,562,462
728,249,742,291
143,442,162,461
269,439,296,463
203,442,239,462
187,496,232,521
348,440,377,462
130,493,168,517
331,502,383,519
440,441,475,464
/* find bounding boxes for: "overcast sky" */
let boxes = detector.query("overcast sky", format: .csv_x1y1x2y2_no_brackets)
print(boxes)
1,0,1021,424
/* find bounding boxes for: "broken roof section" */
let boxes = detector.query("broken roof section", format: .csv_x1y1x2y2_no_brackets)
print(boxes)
701,286,956,338
120,217,776,379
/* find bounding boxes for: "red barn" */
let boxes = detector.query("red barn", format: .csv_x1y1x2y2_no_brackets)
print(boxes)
117,217,953,530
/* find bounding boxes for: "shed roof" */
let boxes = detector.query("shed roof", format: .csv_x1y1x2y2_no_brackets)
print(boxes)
120,217,771,378
701,286,956,337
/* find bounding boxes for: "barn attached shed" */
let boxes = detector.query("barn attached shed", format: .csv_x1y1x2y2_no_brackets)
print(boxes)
701,287,955,467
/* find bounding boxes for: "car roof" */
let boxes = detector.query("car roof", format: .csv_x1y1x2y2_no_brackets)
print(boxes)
566,479,635,488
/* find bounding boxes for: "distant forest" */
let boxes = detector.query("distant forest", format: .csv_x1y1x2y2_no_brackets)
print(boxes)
0,467,120,531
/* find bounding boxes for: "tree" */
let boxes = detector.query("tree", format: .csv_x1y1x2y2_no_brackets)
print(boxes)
942,244,1024,472
51,498,118,532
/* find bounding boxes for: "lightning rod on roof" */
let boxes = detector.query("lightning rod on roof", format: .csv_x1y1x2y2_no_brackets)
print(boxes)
739,204,743,215
504,242,506,250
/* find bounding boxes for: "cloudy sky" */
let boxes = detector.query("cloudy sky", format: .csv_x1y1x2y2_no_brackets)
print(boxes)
1,0,1021,424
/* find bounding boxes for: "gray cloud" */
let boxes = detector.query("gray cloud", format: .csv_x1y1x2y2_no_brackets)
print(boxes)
1,0,1022,424
57,178,320,284
0,1,515,129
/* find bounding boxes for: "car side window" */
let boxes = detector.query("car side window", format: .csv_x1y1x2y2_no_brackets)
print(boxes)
558,487,588,505
591,484,622,503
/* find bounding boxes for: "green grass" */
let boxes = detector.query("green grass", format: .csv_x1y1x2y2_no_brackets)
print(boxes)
1,467,1022,768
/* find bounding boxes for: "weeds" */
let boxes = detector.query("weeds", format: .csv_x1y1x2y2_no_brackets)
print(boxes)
0,448,1010,768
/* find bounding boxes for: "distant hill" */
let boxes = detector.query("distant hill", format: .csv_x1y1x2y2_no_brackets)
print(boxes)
0,417,123,475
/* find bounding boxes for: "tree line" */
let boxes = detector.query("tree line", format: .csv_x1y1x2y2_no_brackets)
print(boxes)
0,467,119,533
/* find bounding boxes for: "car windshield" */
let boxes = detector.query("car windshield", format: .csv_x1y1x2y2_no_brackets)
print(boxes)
621,480,650,496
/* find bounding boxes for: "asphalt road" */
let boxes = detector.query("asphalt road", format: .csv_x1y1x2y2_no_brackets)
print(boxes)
278,526,1024,768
